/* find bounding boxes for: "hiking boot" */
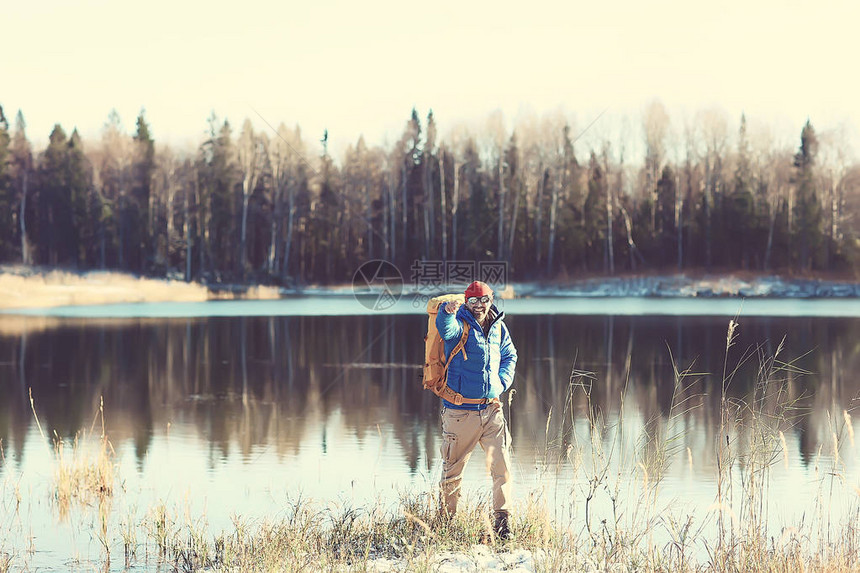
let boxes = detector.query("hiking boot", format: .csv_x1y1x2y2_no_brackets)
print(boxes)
494,510,512,541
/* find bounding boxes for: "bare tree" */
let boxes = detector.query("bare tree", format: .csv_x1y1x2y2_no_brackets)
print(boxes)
265,125,289,275
818,127,851,269
439,148,448,261
643,100,670,233
237,119,263,276
602,142,615,274
506,135,523,264
152,146,181,271
547,166,559,274
10,111,33,265
547,122,575,274
100,110,132,269
425,112,438,258
183,158,194,281
451,159,461,260
514,112,544,267
702,107,729,268
482,110,507,260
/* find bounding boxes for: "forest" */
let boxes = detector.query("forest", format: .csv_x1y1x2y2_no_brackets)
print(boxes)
0,102,858,285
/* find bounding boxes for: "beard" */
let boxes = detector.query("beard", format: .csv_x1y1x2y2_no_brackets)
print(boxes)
469,305,490,325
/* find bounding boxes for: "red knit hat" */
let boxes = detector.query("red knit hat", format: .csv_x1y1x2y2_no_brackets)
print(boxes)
464,281,493,299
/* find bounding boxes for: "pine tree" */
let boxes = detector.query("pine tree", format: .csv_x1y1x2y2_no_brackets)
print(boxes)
726,115,756,268
317,129,342,281
424,110,437,258
10,111,34,264
584,151,608,271
0,106,13,260
548,124,580,274
462,136,487,261
400,109,423,263
131,110,155,272
503,132,521,264
792,120,822,272
36,125,79,265
655,165,677,267
198,115,237,279
98,110,131,270
67,129,91,265
236,119,264,277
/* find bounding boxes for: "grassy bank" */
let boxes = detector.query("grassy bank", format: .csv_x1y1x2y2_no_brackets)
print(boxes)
4,440,859,573
0,266,283,310
0,266,208,309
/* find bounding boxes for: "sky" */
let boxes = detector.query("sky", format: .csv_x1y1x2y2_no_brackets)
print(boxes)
5,0,860,160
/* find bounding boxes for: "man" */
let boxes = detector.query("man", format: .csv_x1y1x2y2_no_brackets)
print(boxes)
436,280,517,539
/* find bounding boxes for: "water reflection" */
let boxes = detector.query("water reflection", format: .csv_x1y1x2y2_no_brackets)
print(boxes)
2,313,859,477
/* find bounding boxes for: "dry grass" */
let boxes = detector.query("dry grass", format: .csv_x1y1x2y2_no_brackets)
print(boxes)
52,433,116,518
0,267,209,309
28,393,117,520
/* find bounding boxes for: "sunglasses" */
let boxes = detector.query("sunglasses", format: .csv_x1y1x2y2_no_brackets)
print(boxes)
466,295,492,305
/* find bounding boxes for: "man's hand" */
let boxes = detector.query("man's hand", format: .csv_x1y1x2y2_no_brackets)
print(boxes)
444,300,461,314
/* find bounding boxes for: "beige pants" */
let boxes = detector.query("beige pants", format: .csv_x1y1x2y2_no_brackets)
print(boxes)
440,402,512,516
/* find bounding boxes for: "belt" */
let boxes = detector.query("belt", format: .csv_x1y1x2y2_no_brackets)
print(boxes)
439,387,501,406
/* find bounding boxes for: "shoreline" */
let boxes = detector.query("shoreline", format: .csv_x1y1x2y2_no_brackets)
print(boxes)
2,265,860,310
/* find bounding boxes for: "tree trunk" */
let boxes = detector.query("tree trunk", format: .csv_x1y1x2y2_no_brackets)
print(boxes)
535,165,544,266
621,205,637,271
389,171,397,263
497,157,505,260
20,170,29,265
149,176,156,264
185,181,192,282
282,183,295,280
240,181,251,276
401,163,407,264
676,171,682,271
423,168,431,260
828,180,836,270
200,182,208,280
365,183,373,260
382,175,389,261
118,193,125,269
268,216,277,275
507,174,521,263
100,207,106,270
452,162,461,260
764,205,776,272
704,173,712,270
547,174,559,275
425,157,434,258
267,178,281,276
605,153,615,275
440,154,447,262
164,171,177,272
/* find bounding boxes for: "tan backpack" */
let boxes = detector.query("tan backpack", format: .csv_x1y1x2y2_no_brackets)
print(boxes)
423,294,483,406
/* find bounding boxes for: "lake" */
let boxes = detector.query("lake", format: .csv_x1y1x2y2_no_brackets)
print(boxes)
2,296,860,570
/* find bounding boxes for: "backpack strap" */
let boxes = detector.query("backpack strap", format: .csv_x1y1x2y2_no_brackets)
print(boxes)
432,322,496,405
445,321,469,368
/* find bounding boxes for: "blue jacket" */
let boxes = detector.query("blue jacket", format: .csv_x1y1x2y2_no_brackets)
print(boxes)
436,304,517,410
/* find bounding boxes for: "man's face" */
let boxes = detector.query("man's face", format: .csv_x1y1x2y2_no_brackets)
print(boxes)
466,294,492,323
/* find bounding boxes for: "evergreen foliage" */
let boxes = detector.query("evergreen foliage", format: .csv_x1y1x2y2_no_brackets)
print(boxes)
0,106,858,283
0,106,13,259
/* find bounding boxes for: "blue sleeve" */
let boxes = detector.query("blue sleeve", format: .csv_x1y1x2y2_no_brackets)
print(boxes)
436,306,463,341
498,322,517,392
